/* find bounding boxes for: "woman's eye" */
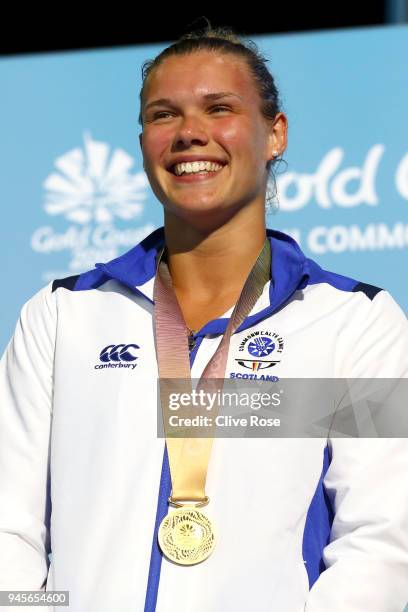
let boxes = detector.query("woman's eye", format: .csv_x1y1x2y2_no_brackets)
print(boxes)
153,111,173,120
210,105,230,113
150,106,230,121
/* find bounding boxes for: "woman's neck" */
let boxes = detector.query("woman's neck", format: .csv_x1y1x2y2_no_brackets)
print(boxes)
163,208,268,303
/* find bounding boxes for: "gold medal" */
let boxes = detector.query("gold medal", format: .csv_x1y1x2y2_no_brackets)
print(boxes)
158,506,216,565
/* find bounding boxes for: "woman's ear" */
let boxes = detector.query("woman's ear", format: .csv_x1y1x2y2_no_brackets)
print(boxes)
267,112,288,160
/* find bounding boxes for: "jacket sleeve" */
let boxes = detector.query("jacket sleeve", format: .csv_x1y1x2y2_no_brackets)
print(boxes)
0,281,56,594
305,290,408,611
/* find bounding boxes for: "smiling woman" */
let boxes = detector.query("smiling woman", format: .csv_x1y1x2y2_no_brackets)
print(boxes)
138,39,286,235
132,21,408,612
138,29,287,332
140,52,283,221
0,19,407,612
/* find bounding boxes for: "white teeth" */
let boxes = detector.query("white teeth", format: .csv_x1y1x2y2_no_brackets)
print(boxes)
173,160,224,175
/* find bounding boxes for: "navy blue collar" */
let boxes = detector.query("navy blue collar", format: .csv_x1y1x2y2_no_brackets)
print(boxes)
94,226,310,336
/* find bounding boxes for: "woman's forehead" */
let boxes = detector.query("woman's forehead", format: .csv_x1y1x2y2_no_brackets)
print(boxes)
143,51,254,101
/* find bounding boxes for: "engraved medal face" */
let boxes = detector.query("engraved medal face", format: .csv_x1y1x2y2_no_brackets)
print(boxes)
158,507,216,565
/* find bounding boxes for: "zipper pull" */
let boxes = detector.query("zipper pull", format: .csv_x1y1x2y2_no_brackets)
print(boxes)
188,331,196,352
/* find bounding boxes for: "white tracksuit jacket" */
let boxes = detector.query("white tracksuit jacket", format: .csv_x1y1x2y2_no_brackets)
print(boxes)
1,226,408,612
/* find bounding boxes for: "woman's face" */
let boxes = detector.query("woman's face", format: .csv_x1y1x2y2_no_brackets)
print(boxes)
139,50,286,225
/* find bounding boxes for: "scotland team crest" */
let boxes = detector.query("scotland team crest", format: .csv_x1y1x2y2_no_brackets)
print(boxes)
235,330,284,371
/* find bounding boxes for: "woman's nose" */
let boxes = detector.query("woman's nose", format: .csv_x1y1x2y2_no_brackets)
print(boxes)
173,115,209,148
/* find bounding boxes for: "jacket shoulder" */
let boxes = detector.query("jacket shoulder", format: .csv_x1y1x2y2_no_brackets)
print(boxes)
52,274,80,292
306,258,382,301
51,268,109,293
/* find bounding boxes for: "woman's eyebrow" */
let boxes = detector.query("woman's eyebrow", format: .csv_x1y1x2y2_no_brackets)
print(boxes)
144,91,243,112
203,91,243,102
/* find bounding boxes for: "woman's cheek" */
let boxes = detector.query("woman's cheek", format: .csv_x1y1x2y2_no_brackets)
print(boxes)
215,121,241,146
216,119,254,153
142,128,172,163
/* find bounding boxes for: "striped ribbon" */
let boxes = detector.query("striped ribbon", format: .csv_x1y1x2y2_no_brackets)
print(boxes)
153,236,271,504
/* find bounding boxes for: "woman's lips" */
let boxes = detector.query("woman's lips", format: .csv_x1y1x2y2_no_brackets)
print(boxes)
168,165,226,182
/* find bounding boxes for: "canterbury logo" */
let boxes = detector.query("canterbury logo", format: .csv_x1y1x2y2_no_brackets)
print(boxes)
100,344,140,363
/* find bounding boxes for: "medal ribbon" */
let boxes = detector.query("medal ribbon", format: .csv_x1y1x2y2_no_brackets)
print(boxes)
153,237,271,504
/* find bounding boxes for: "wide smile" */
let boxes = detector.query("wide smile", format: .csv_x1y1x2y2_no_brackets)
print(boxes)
166,163,227,183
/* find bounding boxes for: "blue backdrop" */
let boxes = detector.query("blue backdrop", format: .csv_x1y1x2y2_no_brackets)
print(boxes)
1,24,407,353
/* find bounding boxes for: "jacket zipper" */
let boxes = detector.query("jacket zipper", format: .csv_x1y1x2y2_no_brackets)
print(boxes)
188,330,197,352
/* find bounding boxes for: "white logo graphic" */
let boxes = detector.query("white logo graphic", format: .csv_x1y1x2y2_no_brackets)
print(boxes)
273,145,385,211
268,143,408,254
31,132,155,280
